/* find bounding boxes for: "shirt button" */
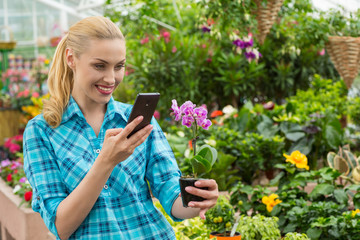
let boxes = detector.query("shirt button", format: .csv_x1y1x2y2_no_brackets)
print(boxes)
104,185,108,190
95,149,100,154
37,196,40,200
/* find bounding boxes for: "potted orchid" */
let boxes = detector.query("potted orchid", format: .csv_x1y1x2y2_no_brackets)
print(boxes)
170,99,217,207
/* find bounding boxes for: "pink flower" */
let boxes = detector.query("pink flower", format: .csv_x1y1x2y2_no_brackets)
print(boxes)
140,37,149,45
19,177,26,183
172,46,177,53
9,144,21,153
32,92,40,98
318,49,325,56
162,32,170,38
206,58,212,62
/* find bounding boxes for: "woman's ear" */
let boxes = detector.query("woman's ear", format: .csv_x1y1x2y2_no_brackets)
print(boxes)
65,48,75,69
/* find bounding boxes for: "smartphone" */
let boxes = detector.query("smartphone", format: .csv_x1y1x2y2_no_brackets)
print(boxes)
126,93,160,138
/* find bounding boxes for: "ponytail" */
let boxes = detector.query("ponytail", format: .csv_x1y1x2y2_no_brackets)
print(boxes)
43,34,73,128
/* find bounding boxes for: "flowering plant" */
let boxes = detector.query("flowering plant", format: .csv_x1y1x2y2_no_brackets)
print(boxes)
262,193,282,212
171,99,217,178
0,159,32,207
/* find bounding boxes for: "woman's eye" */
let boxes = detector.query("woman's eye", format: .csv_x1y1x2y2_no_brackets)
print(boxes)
115,65,124,70
94,64,105,69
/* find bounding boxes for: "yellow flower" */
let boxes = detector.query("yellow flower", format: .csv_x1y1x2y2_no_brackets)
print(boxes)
283,150,309,170
44,59,50,65
262,194,282,212
352,209,360,218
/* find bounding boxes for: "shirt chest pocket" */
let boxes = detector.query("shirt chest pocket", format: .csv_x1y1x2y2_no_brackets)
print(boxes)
58,154,93,193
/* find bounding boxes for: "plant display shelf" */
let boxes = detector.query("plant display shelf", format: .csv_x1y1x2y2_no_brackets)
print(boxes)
0,178,55,240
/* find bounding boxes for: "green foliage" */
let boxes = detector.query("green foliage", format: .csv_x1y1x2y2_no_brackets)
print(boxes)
204,195,235,234
236,214,281,240
230,161,360,239
212,126,285,184
348,97,360,124
153,200,211,239
283,232,310,240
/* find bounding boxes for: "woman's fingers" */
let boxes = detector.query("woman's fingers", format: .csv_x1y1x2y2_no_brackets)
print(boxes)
118,116,144,139
105,128,123,138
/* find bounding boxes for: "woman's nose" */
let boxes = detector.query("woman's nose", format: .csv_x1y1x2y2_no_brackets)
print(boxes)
104,70,116,84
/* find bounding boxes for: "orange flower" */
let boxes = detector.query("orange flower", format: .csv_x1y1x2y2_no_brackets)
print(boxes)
210,110,223,118
262,194,282,212
283,150,309,170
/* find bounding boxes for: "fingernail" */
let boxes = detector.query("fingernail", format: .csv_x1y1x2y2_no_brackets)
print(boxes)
195,181,201,186
185,187,191,192
137,116,143,121
188,202,194,207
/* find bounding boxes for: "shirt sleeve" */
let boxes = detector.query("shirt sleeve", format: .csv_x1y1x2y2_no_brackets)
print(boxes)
145,118,183,222
23,119,67,238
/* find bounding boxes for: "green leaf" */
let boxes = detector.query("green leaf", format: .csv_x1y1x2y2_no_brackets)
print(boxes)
334,189,348,204
197,144,218,166
324,120,342,149
191,155,212,176
309,183,335,198
306,228,322,239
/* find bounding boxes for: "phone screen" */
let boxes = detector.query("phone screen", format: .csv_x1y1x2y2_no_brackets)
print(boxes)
126,93,160,138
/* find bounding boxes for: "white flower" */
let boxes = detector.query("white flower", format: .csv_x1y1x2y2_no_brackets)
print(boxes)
13,185,21,194
204,139,217,147
244,13,250,21
222,105,236,115
184,149,191,158
252,48,261,59
176,131,185,137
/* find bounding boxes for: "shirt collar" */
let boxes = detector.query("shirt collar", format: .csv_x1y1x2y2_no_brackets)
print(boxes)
61,96,128,124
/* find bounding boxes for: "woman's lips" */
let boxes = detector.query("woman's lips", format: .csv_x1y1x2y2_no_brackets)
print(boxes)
95,85,114,95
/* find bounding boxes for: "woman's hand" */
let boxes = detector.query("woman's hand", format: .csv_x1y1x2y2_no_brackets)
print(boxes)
98,116,153,168
185,179,219,219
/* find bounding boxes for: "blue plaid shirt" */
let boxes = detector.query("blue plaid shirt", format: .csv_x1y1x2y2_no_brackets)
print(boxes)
23,96,182,240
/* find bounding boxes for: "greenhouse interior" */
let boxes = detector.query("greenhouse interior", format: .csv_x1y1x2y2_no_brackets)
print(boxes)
1,0,360,239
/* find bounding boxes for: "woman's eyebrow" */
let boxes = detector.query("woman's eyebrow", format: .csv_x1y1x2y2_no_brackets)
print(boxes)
93,58,126,64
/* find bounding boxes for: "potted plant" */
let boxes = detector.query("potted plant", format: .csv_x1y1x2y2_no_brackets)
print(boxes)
204,195,241,239
170,99,217,207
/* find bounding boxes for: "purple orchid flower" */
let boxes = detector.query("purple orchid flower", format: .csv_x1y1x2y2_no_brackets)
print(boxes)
182,115,194,128
180,101,196,116
171,99,182,121
199,119,212,130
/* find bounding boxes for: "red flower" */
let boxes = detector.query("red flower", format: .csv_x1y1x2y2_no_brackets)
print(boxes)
210,110,223,118
153,110,160,120
6,174,12,182
24,191,32,201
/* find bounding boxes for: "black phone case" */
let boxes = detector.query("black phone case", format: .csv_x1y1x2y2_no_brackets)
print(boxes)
127,93,160,138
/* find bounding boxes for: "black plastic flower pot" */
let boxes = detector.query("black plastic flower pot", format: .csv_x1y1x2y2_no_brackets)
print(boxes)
179,177,208,207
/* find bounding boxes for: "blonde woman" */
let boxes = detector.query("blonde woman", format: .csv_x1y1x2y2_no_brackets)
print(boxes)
23,16,218,240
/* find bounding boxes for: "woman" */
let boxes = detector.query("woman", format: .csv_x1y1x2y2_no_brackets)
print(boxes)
23,16,218,240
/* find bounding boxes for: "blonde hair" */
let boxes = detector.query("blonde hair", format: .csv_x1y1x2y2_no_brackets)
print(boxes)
43,16,125,128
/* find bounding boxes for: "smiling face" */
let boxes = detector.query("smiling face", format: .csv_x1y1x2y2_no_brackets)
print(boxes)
68,38,126,110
